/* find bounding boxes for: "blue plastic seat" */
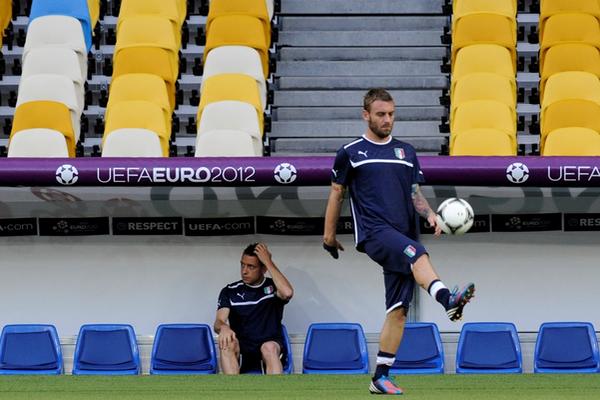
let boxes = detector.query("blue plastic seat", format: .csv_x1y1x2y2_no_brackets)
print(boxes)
390,322,444,374
534,322,600,373
150,324,217,375
302,323,369,374
456,322,522,374
72,324,140,375
29,0,92,51
0,324,63,375
242,324,294,374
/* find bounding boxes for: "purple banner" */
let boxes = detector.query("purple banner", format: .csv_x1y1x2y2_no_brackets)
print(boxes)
0,156,598,187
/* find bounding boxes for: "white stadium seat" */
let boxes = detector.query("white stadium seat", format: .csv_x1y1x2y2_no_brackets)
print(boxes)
195,129,260,157
102,128,164,157
8,128,70,158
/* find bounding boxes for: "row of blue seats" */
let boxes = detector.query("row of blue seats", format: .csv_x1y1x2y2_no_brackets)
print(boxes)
0,322,599,374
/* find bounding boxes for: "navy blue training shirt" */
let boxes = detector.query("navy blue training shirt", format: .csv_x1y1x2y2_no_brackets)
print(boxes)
331,135,425,250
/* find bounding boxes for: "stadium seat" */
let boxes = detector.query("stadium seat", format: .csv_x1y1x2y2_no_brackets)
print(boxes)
451,44,516,94
198,100,263,154
0,0,11,41
23,15,88,79
450,72,516,123
87,0,99,30
198,74,264,131
29,0,93,52
107,73,172,132
22,48,86,112
450,100,517,150
541,71,600,110
451,0,517,70
8,128,70,158
456,322,522,374
0,324,63,375
534,322,600,373
451,128,517,156
541,101,600,148
539,13,600,72
542,127,600,156
102,128,164,157
539,0,600,39
117,0,183,47
238,325,294,374
206,0,271,45
11,101,76,157
105,101,170,156
453,0,517,14
203,15,269,78
194,129,260,157
302,323,369,374
540,44,600,100
202,46,268,109
72,324,140,375
16,74,82,141
389,323,444,375
113,16,179,109
150,324,218,375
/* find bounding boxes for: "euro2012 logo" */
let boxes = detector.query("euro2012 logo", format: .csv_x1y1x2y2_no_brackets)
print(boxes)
273,163,297,184
55,164,79,185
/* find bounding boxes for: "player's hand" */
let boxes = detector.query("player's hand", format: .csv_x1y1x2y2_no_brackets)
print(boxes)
427,213,442,237
218,325,237,350
254,243,273,266
323,238,344,259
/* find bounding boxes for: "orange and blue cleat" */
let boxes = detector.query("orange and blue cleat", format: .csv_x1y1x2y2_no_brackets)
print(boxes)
369,375,404,395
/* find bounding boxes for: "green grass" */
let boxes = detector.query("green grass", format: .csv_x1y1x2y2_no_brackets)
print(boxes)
0,374,599,399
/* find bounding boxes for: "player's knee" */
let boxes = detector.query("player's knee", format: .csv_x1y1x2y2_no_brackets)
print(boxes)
387,307,407,324
260,341,281,359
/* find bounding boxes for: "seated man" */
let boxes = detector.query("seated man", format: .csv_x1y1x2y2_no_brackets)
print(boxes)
214,243,294,374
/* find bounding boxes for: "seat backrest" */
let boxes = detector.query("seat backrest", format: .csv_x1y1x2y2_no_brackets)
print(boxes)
540,0,600,38
542,71,600,108
17,74,81,115
73,324,140,375
0,324,63,375
102,128,165,157
198,74,262,125
117,0,182,47
540,43,600,98
108,73,172,117
206,0,271,44
534,322,600,372
8,128,70,158
451,128,516,156
105,100,169,139
451,72,516,120
541,99,600,139
29,0,92,51
391,322,444,374
195,129,260,157
451,100,516,136
452,44,515,83
542,127,600,156
150,324,217,374
453,0,516,17
302,323,369,374
456,322,522,373
198,100,262,138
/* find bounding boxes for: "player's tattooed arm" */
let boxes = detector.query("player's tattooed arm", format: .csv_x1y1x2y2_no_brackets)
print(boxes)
411,184,434,219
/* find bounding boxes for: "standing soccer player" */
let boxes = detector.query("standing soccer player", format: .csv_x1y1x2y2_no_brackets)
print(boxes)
322,88,475,395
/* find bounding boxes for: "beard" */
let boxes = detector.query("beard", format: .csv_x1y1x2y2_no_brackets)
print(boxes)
369,120,393,138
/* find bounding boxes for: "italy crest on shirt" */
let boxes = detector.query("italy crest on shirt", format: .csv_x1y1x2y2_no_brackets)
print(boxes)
394,148,405,159
264,286,274,294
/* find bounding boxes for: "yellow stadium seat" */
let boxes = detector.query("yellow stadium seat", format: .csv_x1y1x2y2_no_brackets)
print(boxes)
198,74,264,133
203,15,269,78
540,100,600,150
0,0,11,30
104,100,170,157
113,16,179,108
108,73,172,133
451,100,517,151
453,0,517,14
539,0,600,39
451,128,517,156
543,127,600,155
539,43,600,99
87,0,99,30
451,44,516,94
11,101,76,157
118,0,183,47
450,72,516,123
540,13,600,72
541,71,600,110
206,0,271,45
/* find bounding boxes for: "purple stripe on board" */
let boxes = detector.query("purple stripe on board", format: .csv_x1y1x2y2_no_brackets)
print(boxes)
0,156,598,187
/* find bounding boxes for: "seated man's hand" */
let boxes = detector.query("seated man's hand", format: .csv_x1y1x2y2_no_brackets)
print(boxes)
218,325,237,350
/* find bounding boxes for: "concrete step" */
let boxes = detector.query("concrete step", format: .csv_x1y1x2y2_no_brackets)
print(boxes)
278,47,448,61
278,31,442,47
280,0,445,15
276,76,447,90
274,90,441,107
274,107,447,121
271,137,445,155
275,61,442,76
270,120,441,137
279,16,445,31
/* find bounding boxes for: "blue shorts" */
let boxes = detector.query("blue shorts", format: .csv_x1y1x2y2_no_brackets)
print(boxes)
362,228,427,312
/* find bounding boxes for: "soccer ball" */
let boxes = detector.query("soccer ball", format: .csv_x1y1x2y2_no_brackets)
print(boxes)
436,198,474,235
55,164,79,185
506,162,529,184
273,163,297,184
